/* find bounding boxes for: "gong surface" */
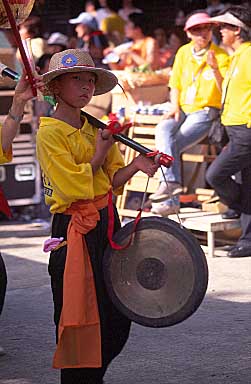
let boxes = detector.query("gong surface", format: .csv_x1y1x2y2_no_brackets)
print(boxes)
0,0,35,28
103,216,208,327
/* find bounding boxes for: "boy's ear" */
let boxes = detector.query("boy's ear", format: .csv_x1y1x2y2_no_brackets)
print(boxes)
49,79,59,95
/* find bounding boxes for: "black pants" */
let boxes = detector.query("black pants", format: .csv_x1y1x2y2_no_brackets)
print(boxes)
206,124,251,243
0,253,7,315
49,206,131,384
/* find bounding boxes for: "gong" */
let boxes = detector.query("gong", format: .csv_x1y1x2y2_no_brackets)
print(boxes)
103,216,208,328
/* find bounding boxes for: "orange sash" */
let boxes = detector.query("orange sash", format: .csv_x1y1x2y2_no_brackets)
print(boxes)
53,194,108,369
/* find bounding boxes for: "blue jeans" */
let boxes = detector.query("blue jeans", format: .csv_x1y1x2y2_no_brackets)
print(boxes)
155,108,219,184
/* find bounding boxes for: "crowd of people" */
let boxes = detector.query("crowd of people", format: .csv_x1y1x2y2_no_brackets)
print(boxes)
1,0,191,73
1,0,251,383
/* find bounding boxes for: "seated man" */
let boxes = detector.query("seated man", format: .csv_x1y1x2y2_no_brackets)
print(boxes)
107,12,160,71
150,11,229,216
69,12,109,68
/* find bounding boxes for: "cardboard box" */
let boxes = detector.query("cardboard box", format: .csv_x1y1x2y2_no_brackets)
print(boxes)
111,78,169,117
202,196,228,213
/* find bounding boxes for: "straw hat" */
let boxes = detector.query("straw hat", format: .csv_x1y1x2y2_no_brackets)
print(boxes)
42,49,118,96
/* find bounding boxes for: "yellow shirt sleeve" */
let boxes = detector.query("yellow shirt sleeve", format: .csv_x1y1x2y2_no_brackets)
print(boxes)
103,142,125,196
0,124,12,164
216,50,229,78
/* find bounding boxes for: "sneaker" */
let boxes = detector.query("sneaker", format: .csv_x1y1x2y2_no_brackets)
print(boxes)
0,346,5,356
149,182,183,203
221,209,240,219
151,201,180,217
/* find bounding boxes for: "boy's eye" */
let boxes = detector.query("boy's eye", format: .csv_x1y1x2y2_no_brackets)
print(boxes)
89,78,95,84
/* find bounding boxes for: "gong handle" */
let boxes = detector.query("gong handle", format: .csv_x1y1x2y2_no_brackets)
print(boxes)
113,133,151,156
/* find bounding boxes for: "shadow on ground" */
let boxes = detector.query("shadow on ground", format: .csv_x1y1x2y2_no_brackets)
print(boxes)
0,252,250,384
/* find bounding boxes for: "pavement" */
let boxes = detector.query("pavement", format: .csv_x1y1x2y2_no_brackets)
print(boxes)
0,220,251,384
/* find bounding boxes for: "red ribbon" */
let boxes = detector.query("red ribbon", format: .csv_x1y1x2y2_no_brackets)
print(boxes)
107,190,141,250
0,186,11,218
89,30,104,37
107,119,132,135
146,150,174,168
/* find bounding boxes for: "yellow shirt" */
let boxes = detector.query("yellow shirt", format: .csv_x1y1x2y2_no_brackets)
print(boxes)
36,116,125,214
100,13,125,36
0,125,12,164
221,42,251,127
169,42,229,113
122,36,160,70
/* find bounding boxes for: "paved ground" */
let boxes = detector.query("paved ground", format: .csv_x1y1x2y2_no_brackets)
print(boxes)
0,221,251,384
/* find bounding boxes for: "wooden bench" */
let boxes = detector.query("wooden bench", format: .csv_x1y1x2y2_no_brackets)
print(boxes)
168,209,241,258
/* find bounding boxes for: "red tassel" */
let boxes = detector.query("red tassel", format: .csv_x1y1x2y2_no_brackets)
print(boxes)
0,186,11,218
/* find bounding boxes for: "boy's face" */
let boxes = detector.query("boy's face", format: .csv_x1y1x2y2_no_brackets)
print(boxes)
187,24,212,49
75,23,90,38
125,21,137,39
53,71,96,107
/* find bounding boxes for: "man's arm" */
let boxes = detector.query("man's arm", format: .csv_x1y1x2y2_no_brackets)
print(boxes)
1,72,44,153
1,97,26,153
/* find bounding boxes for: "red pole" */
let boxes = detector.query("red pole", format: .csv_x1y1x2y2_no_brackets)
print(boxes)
2,0,37,96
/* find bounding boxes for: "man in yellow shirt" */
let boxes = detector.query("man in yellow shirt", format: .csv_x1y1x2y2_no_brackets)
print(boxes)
151,11,229,215
206,5,251,258
100,0,126,46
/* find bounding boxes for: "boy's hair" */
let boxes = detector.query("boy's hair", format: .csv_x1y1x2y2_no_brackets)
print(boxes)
223,5,251,41
36,53,53,72
106,0,121,13
128,13,149,36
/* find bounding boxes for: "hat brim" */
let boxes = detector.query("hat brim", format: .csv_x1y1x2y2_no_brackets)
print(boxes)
42,66,118,96
210,15,229,24
68,17,81,24
184,20,214,31
209,13,249,31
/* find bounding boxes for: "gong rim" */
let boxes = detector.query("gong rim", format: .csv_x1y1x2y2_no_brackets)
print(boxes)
103,216,208,328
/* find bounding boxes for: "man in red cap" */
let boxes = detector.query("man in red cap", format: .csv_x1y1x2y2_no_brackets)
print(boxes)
151,10,229,216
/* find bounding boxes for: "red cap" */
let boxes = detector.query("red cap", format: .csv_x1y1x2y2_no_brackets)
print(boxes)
184,12,213,31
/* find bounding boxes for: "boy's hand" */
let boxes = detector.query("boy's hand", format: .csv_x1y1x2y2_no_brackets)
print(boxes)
97,128,115,152
91,129,115,172
13,72,44,104
133,155,159,177
207,50,218,70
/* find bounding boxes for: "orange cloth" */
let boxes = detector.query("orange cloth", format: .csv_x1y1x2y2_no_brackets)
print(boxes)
53,194,108,369
121,37,159,70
